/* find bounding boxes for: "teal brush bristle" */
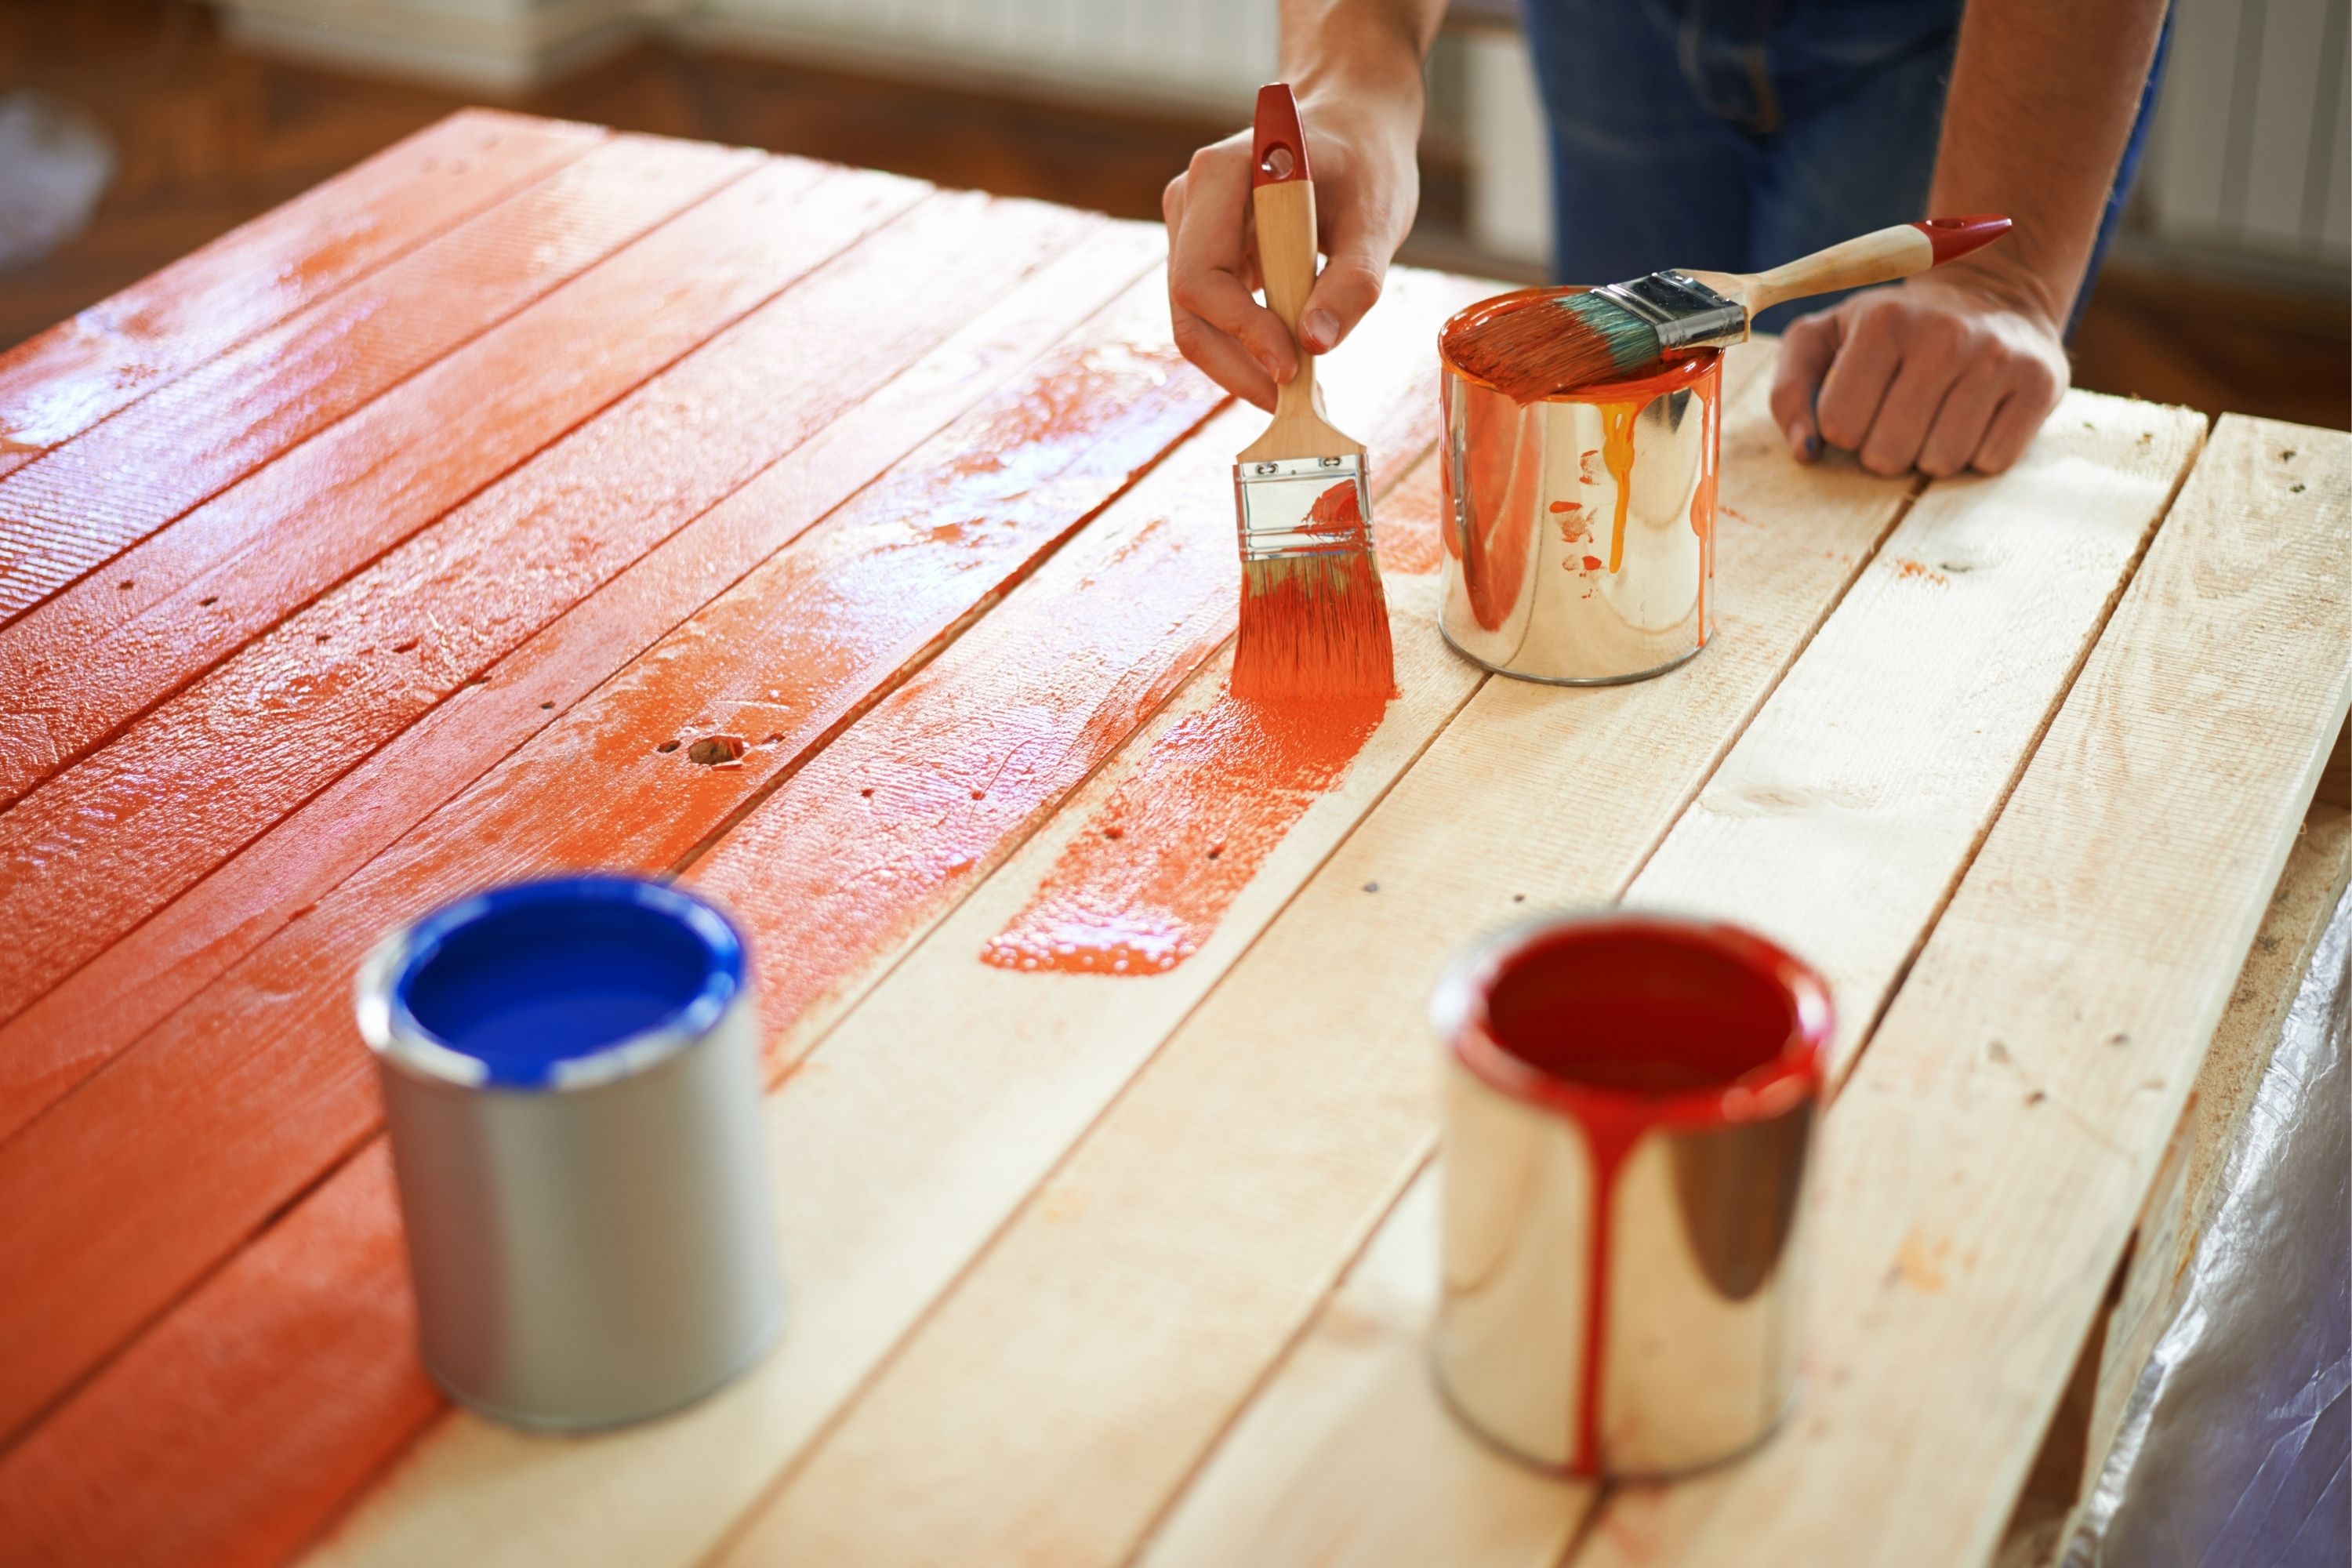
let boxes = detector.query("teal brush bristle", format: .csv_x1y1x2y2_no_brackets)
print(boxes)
1449,291,1664,403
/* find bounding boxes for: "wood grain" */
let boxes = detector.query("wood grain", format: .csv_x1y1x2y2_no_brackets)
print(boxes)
0,191,1103,1130
297,266,1477,1568
0,153,903,810
1567,416,2350,1566
0,109,602,481
0,281,1221,1450
703,345,1917,1568
0,132,749,624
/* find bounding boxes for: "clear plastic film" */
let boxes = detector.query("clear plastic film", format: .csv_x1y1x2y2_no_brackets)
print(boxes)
2065,884,2352,1566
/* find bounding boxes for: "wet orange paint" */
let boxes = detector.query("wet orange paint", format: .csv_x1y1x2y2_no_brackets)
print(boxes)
1893,557,1950,585
0,158,915,811
1230,478,1392,702
982,686,1384,975
0,289,1221,1450
1599,401,1639,572
0,113,601,483
1690,379,1719,642
0,194,1109,1096
0,135,755,626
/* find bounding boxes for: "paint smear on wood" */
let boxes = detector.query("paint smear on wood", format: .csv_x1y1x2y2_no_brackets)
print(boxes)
981,688,1384,974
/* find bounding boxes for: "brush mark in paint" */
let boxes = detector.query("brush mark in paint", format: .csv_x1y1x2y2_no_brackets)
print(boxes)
982,685,1384,975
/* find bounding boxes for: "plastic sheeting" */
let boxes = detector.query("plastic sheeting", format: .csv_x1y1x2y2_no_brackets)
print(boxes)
2067,883,2352,1566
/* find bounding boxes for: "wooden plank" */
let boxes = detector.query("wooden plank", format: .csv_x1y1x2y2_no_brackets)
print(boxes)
0,153,911,810
0,110,604,481
0,191,1105,1131
0,132,753,625
296,265,1477,1568
1566,416,2351,1566
0,279,1223,1450
721,391,2205,1567
0,222,1163,1151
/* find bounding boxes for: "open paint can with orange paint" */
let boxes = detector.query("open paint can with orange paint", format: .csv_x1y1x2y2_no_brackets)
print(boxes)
1437,292,1721,684
355,875,783,1431
1430,911,1831,1477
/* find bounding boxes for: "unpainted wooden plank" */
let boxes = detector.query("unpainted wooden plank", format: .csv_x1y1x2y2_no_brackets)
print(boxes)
1627,399,2208,1081
1566,416,2350,1566
1134,392,2209,1568
0,154,912,810
0,110,604,481
298,265,1477,1568
704,350,1934,1568
0,132,753,624
0,191,1105,1131
0,280,1223,1451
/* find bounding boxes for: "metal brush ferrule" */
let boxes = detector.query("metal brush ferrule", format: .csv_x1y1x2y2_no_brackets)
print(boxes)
1592,271,1744,351
1232,454,1375,562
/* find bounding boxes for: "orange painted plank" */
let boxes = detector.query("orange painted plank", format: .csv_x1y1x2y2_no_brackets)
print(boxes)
0,154,916,811
0,222,1161,1150
0,191,1099,1107
0,132,755,626
689,267,1476,1047
0,1145,432,1568
0,270,1457,1568
0,110,604,483
0,280,1221,1450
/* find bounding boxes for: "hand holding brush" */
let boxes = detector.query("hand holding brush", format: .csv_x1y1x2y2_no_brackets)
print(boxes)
1444,217,2013,404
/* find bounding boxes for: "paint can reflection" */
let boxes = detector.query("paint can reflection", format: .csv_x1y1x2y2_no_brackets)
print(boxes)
1429,910,1831,1476
354,875,783,1431
1437,292,1721,684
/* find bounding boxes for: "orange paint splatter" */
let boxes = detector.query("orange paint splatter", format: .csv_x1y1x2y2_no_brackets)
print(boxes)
1893,557,1949,585
1547,499,1577,514
1579,554,1604,572
983,685,1385,975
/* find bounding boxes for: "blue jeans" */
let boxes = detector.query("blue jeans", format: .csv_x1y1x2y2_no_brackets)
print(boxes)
1520,0,2167,335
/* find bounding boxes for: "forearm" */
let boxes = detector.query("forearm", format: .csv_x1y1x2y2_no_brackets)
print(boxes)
1281,0,1443,114
1928,0,2167,327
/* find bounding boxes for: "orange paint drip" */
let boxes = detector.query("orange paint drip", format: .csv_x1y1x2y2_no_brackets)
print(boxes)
1231,478,1393,701
981,686,1383,975
1690,378,1719,643
1599,399,1641,573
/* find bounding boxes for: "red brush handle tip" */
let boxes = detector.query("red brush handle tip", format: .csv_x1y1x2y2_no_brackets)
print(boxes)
1252,83,1309,189
1913,214,2012,264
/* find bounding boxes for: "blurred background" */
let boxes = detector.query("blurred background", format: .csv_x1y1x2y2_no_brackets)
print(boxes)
1,0,2344,428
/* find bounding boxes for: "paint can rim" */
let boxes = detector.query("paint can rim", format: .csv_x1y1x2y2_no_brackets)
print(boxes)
355,873,746,1092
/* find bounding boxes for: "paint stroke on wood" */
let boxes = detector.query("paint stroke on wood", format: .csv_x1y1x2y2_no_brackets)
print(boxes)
0,281,1221,1451
0,154,905,811
0,132,755,624
297,271,1477,1568
0,192,1099,1102
1563,418,2350,1568
699,351,1910,1568
0,109,604,481
1133,397,2210,1568
0,222,1164,1151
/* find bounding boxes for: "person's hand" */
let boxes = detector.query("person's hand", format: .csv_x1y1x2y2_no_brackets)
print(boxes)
1769,272,2070,477
1162,94,1421,411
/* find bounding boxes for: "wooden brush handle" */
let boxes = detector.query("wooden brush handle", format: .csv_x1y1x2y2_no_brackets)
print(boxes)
1239,83,1359,463
1736,216,2011,316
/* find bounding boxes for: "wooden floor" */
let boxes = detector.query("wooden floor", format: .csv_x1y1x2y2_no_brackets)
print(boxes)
4,0,2346,431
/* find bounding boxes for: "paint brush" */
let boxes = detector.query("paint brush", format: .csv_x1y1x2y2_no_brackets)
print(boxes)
1443,216,2013,403
1229,82,1392,702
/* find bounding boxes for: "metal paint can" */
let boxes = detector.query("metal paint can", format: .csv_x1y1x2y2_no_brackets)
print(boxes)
355,874,784,1431
1430,911,1831,1476
1437,291,1722,684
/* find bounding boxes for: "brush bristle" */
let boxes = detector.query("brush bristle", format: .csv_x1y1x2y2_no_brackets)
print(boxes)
1232,550,1395,700
1446,292,1661,402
